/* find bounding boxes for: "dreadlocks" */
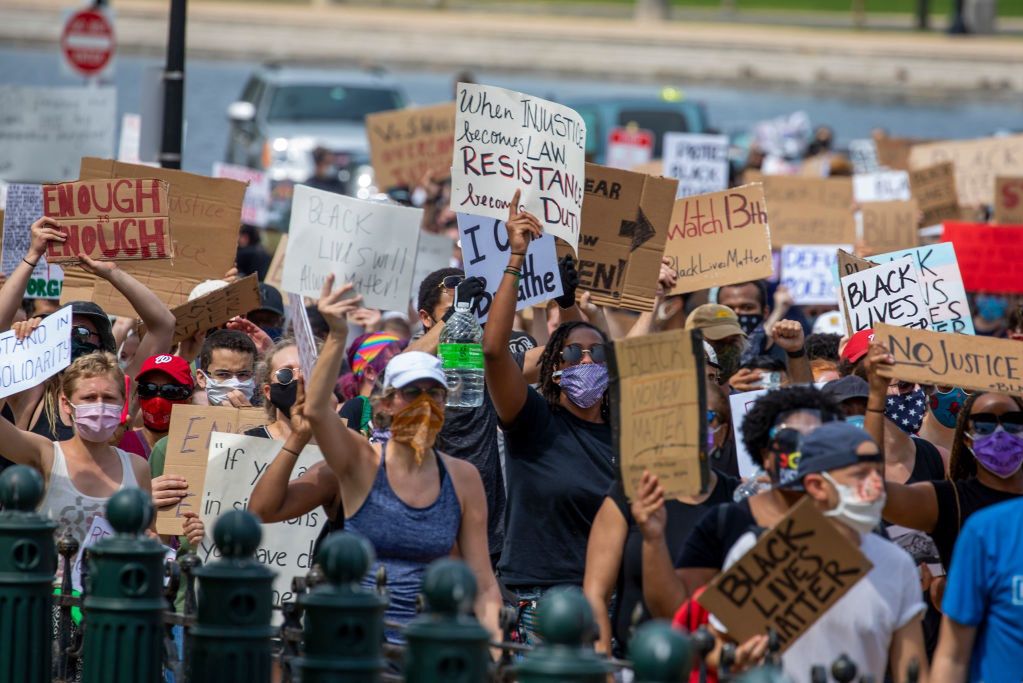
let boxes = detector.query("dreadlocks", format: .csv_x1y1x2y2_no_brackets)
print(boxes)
949,392,1023,482
537,320,610,422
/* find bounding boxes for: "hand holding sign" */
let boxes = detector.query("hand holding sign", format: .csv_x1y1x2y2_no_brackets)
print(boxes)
28,217,66,261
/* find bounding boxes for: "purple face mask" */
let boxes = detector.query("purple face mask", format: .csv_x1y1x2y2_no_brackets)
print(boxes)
557,363,608,409
970,427,1023,479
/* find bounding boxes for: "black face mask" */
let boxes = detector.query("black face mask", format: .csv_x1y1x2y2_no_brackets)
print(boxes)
269,382,298,419
737,313,764,336
71,338,102,360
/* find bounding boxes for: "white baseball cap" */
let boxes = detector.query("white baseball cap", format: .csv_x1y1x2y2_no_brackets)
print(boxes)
383,352,449,390
812,311,846,336
188,279,229,301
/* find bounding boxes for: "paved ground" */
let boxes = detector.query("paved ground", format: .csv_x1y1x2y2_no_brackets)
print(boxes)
3,0,1022,97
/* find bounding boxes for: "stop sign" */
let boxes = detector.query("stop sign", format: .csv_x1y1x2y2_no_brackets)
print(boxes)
61,8,115,79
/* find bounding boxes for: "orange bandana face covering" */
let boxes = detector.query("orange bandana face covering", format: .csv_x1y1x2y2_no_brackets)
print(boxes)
389,394,444,465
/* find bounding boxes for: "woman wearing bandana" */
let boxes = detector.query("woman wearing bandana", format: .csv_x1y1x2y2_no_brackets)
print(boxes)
481,191,616,645
303,276,502,646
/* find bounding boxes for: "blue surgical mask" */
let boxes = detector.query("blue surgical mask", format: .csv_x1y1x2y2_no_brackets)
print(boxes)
976,296,1008,323
846,415,866,430
929,387,967,429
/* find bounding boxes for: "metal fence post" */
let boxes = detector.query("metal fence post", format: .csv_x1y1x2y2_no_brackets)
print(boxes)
189,510,275,683
295,532,387,683
0,466,57,683
515,587,609,683
82,488,166,683
630,621,692,683
404,558,491,683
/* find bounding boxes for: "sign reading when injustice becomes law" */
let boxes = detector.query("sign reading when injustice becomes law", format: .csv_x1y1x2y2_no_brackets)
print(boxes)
451,83,586,254
610,329,707,501
840,256,929,333
762,176,855,246
665,183,774,295
875,324,1023,397
698,497,873,652
366,102,456,192
43,178,171,263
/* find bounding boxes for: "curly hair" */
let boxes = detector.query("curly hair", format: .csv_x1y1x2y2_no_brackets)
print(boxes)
537,321,610,422
805,333,842,362
199,329,257,372
740,384,844,470
948,392,1023,482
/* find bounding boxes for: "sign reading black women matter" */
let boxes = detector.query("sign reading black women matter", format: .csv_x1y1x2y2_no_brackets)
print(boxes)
452,83,586,254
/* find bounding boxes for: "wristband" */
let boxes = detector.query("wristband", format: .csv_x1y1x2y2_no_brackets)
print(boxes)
786,348,806,358
281,447,301,457
510,252,527,256
23,258,38,268
867,407,885,414
504,267,522,278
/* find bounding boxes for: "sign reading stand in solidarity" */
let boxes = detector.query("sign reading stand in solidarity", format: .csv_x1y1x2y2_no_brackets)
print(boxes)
0,305,73,399
451,83,586,254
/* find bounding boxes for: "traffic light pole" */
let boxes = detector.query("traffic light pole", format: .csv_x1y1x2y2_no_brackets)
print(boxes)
160,0,187,169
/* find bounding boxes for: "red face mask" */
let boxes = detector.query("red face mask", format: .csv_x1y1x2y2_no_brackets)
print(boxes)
140,396,177,432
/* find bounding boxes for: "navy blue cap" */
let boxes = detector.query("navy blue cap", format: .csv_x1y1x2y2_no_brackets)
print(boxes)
788,422,879,484
822,375,870,405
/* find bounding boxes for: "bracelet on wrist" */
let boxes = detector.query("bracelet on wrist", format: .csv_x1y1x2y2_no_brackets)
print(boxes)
504,267,522,278
281,447,301,457
22,258,38,268
786,348,806,358
510,251,527,256
867,407,885,414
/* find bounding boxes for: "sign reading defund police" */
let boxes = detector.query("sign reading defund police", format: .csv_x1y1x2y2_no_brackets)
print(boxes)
0,305,72,399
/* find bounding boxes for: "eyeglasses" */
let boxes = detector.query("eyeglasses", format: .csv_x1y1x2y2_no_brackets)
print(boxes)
437,275,464,290
969,412,1023,436
768,426,803,452
207,370,254,382
137,382,193,401
397,385,447,404
71,326,99,342
273,367,300,386
561,343,607,366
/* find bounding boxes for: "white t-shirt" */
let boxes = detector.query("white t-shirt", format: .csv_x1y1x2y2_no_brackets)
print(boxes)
711,529,925,683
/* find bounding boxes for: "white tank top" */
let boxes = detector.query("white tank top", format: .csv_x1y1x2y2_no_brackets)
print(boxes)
39,442,139,578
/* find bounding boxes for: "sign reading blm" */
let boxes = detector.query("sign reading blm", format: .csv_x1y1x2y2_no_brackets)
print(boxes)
451,83,586,254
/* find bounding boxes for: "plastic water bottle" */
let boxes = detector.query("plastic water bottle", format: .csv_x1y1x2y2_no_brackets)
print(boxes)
438,299,484,408
733,467,771,502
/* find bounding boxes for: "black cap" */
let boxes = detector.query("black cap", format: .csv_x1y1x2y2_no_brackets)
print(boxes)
788,422,878,484
70,301,116,353
254,283,285,317
822,375,870,405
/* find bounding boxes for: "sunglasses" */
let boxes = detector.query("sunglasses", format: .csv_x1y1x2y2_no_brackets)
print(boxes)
970,412,1023,436
137,382,193,401
71,326,99,342
437,275,464,290
397,385,447,404
561,343,607,366
273,367,300,386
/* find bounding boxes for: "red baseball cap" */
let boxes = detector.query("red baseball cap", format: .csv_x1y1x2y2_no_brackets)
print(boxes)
840,329,875,364
136,354,195,387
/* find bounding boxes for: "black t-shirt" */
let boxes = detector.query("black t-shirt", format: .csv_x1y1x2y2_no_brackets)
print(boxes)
931,477,1020,569
677,498,759,571
608,472,738,651
499,387,614,587
0,403,16,471
338,396,370,435
910,437,945,482
709,434,740,480
31,405,73,442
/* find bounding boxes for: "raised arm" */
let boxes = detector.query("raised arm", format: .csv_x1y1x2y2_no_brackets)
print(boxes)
482,190,542,425
0,404,54,474
770,320,812,384
633,472,689,618
627,257,677,339
0,218,65,331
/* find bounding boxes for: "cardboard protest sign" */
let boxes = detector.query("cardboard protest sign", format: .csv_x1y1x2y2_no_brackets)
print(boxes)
411,230,456,305
165,274,261,343
199,433,324,614
609,329,707,501
994,177,1023,225
874,136,920,171
662,133,729,199
282,185,423,310
781,245,849,305
265,233,287,292
67,158,246,318
665,183,774,295
42,179,172,263
868,244,974,334
874,324,1023,397
366,102,456,191
762,176,855,246
286,295,319,377
908,162,960,227
848,139,880,175
853,171,911,203
908,134,1023,207
562,163,677,312
1,184,64,299
698,497,873,652
941,222,1023,294
457,213,562,322
451,83,586,254
0,305,72,399
155,405,271,535
212,163,271,228
859,200,919,254
840,256,930,333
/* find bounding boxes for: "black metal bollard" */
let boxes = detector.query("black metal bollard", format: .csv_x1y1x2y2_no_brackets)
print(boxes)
515,587,609,683
630,621,692,683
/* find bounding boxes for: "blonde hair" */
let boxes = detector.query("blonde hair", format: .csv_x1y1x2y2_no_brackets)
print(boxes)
258,338,297,420
45,352,125,430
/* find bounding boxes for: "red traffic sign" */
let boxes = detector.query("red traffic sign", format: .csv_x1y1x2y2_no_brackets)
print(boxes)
609,127,654,149
61,8,115,78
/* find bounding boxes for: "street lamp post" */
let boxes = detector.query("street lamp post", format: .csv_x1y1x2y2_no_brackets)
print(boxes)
160,0,187,169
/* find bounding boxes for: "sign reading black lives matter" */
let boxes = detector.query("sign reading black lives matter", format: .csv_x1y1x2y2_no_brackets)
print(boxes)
451,83,586,254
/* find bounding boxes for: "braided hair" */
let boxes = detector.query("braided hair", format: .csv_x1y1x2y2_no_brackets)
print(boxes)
537,320,610,422
948,392,1023,482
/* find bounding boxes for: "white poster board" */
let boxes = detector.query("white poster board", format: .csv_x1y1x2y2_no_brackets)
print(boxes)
213,162,271,228
286,295,319,378
282,185,423,310
730,388,768,481
1,183,64,299
662,133,730,199
411,231,456,306
199,433,325,617
840,256,929,333
451,83,586,254
848,139,880,175
0,305,73,399
117,113,141,163
853,171,911,203
456,213,563,322
780,244,850,305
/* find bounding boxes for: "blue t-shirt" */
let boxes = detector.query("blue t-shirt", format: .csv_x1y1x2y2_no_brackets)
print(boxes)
942,497,1023,683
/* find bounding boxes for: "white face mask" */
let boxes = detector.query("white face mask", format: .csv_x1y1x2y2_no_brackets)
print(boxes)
201,371,255,406
822,471,886,534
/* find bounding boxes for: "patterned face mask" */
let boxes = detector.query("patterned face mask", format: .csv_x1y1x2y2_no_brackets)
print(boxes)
885,389,927,435
389,394,444,466
556,363,608,409
928,387,967,429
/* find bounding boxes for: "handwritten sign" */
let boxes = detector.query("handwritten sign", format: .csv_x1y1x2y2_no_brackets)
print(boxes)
610,329,706,501
781,245,849,305
411,230,456,305
42,179,172,263
200,433,324,614
859,200,919,254
698,498,873,652
662,133,729,199
941,222,1023,294
559,163,677,312
994,177,1023,225
155,405,270,535
282,184,423,310
366,102,456,191
212,163,271,228
762,176,855,246
286,295,319,377
457,213,562,322
853,171,911,203
452,83,586,254
867,244,974,334
908,134,1023,206
848,139,880,175
0,86,115,182
164,274,261,343
665,183,773,294
1,184,64,299
265,233,287,292
0,305,72,399
908,162,960,227
840,256,929,333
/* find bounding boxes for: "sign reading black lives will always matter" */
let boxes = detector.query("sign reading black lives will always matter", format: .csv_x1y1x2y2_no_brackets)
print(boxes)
451,83,586,254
